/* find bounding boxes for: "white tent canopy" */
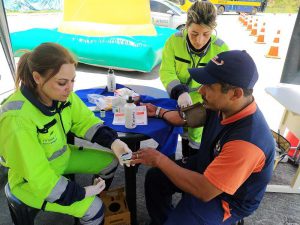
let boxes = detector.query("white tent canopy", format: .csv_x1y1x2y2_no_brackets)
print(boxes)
0,0,15,80
0,0,16,102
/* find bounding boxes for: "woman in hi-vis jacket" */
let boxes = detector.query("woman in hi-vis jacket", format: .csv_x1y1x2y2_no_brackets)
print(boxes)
0,43,131,225
160,1,229,159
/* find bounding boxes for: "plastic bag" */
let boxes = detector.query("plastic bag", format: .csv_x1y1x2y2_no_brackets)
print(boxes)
87,94,114,111
114,88,140,102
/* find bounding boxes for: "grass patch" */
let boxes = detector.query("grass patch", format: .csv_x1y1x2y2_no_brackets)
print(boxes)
266,0,300,13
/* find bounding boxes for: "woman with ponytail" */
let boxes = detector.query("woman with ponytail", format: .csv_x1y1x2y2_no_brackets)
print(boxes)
0,43,132,225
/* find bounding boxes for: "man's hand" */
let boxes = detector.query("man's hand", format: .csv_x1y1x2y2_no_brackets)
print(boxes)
177,92,192,108
140,103,157,117
130,148,166,167
111,139,132,167
84,177,106,197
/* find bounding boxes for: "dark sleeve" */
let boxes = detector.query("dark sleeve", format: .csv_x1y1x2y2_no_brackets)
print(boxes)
54,181,85,206
170,84,189,100
91,126,118,148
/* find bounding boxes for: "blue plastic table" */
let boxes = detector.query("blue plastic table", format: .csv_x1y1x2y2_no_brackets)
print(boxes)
75,85,182,224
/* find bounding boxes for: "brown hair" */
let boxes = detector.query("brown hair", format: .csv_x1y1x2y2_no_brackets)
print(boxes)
186,1,217,29
15,42,77,91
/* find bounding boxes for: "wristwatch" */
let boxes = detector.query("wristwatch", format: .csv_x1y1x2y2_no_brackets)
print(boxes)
155,106,162,118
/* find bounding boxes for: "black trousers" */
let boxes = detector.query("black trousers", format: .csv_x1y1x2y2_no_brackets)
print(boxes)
181,138,198,158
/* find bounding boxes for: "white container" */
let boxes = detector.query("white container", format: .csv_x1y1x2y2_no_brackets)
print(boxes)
112,96,124,113
124,96,136,129
107,68,116,92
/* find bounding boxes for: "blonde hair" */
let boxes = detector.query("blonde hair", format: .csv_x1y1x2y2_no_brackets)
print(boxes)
186,1,217,29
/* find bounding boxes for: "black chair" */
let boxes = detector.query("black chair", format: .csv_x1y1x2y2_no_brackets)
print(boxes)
4,183,39,225
4,179,79,225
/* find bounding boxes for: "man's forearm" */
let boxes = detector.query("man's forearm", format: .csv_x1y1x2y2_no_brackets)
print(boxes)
158,108,186,126
157,155,222,202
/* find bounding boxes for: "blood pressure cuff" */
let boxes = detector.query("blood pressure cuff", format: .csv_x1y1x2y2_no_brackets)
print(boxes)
181,102,206,128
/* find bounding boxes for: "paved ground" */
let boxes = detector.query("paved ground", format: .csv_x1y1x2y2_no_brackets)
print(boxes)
0,12,300,225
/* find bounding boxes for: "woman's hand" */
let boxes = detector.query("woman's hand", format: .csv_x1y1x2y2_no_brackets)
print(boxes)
84,177,106,197
111,139,132,167
177,92,192,108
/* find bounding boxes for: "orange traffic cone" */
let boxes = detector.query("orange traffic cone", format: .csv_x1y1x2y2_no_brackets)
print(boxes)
238,14,243,23
243,16,249,27
260,22,266,33
265,31,281,59
246,20,253,31
242,14,248,24
273,30,281,43
250,21,258,36
255,25,266,44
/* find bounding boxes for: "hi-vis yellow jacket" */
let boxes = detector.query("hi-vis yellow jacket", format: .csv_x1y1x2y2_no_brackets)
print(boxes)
0,87,109,209
160,29,229,104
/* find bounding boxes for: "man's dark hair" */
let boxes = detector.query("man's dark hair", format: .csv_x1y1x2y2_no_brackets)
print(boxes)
219,82,253,97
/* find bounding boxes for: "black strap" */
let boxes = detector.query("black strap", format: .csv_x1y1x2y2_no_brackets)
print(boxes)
185,37,211,86
175,56,190,64
41,200,47,211
36,119,57,134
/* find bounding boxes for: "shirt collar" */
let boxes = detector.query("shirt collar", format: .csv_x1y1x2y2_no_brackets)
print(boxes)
221,100,257,125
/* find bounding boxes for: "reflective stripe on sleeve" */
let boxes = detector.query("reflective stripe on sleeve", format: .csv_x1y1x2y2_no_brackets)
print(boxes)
81,197,104,225
0,101,24,115
174,31,183,37
98,158,118,179
214,38,225,47
84,123,105,141
46,176,69,202
48,145,67,161
167,80,181,95
188,138,200,149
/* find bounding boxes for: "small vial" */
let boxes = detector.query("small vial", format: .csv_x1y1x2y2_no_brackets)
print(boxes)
100,110,106,118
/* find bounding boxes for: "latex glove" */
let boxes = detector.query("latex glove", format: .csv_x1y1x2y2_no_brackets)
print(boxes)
111,139,132,167
177,92,192,108
84,177,106,197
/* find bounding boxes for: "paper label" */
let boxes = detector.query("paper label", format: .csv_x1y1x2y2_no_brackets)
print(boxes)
113,106,147,125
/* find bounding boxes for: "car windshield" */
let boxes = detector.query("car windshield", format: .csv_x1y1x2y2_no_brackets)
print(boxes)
163,0,185,14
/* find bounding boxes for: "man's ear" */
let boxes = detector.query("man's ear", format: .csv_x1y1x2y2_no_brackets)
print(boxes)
32,71,41,84
231,88,244,100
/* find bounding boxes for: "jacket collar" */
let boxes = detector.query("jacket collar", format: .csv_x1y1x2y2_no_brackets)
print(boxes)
221,100,257,125
21,85,59,116
183,29,211,56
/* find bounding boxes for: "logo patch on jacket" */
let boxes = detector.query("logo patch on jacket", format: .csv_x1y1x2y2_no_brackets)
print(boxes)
213,139,222,157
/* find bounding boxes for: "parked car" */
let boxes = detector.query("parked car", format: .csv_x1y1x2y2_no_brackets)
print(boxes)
150,0,187,30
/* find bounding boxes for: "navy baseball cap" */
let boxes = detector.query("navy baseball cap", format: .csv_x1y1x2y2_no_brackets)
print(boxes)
188,50,258,89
